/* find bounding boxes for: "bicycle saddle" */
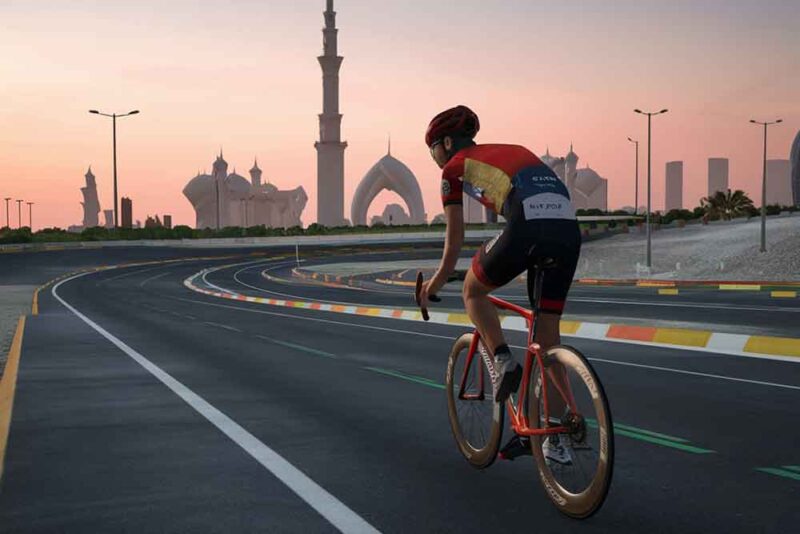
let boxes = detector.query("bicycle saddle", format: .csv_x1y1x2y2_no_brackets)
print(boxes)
526,242,575,270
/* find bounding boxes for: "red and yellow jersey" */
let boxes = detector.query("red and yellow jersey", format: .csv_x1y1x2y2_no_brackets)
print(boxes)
440,144,574,219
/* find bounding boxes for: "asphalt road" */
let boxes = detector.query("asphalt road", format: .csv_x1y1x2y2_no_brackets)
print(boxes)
1,246,798,533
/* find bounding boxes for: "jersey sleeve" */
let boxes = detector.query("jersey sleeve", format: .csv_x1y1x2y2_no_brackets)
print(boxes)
440,159,464,207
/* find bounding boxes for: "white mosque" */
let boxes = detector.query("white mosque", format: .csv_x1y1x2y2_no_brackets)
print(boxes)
183,151,308,229
541,145,608,211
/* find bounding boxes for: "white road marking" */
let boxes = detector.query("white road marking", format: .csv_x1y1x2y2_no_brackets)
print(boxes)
52,273,380,534
139,270,173,287
170,295,800,391
203,321,242,333
586,357,800,391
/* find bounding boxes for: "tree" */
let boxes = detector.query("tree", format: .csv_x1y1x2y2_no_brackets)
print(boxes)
700,189,754,220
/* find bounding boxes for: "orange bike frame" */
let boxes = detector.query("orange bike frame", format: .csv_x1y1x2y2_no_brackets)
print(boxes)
456,294,578,437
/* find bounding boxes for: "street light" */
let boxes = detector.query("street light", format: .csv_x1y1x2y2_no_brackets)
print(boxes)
634,108,669,270
16,199,23,229
750,118,783,252
3,198,10,228
627,137,639,214
88,109,140,227
27,202,34,231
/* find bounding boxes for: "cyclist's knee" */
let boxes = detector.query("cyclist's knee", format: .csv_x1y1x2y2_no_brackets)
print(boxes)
463,269,490,301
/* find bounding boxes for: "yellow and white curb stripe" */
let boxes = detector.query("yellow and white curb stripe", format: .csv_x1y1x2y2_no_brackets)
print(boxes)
184,269,800,362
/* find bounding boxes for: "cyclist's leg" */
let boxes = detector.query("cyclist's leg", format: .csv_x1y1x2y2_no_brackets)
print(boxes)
532,220,582,418
465,229,528,356
462,268,505,353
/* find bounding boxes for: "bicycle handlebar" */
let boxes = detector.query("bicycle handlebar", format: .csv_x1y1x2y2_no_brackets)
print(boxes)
415,270,468,321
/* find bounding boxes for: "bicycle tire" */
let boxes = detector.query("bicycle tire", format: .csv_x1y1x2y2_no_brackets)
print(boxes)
528,345,614,518
445,333,503,469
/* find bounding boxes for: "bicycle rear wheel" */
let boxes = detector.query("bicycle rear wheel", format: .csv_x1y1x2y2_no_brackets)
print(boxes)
528,345,614,518
445,333,503,469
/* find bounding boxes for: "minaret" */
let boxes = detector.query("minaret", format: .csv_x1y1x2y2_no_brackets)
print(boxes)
315,0,347,226
250,158,262,187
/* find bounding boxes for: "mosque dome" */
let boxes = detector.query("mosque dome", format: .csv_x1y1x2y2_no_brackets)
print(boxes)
350,152,426,226
575,167,603,195
225,172,251,200
183,173,214,201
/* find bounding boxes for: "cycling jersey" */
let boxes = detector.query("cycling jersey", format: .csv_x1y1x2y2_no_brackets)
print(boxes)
440,143,580,314
440,144,575,220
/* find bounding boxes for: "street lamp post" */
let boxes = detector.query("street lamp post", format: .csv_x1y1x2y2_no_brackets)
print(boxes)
89,109,140,227
627,137,639,214
634,108,669,269
750,118,782,253
3,198,10,228
27,202,34,231
16,199,23,229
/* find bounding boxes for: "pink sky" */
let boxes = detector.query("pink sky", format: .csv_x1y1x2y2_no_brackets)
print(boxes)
1,0,798,230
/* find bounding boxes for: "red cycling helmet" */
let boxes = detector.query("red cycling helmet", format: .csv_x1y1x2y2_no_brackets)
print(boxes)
425,105,480,147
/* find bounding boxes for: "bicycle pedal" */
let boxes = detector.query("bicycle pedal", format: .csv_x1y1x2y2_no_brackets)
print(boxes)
498,435,532,461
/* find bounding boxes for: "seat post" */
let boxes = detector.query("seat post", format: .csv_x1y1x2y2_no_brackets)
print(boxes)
530,266,546,341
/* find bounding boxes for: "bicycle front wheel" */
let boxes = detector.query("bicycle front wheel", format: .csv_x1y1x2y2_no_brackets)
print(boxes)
445,333,503,469
528,345,614,518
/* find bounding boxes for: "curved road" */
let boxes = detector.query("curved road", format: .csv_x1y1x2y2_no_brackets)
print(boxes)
1,246,798,532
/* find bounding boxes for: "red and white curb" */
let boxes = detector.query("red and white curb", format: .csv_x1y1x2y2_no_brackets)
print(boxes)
185,267,800,363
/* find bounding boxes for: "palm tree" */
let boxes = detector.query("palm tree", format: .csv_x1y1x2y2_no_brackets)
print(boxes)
701,189,755,220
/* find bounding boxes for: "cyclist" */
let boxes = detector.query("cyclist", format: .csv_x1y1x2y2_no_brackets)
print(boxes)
418,105,581,464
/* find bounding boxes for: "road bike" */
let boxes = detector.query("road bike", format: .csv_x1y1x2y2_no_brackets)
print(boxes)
415,248,614,518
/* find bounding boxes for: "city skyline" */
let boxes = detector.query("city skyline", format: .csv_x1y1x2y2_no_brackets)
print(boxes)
1,0,798,229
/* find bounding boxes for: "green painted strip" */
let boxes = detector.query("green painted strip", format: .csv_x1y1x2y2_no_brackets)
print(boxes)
365,367,445,390
756,467,800,481
614,428,715,454
587,419,689,443
781,465,800,473
268,338,337,359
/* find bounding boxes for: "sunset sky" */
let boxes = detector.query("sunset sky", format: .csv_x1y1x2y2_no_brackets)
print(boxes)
1,0,798,230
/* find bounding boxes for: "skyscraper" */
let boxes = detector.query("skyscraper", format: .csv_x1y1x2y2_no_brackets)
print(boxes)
121,197,133,228
708,158,729,197
315,0,347,226
163,214,172,229
665,161,683,211
766,160,793,206
791,130,800,207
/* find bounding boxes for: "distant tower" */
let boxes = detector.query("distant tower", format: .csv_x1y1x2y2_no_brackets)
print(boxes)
708,158,729,197
565,143,579,193
212,150,228,228
121,197,133,228
315,0,347,226
665,161,683,211
250,158,262,187
81,166,101,228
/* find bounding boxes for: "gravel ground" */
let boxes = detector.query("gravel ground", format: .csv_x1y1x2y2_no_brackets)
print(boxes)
576,214,800,280
0,286,34,376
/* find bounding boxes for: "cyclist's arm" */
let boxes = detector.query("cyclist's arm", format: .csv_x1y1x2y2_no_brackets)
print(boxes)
432,203,464,290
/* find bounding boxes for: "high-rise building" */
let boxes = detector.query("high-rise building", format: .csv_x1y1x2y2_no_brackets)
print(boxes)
121,197,133,228
665,161,683,211
708,158,729,197
791,130,800,207
315,0,347,227
463,196,485,224
163,214,172,229
766,160,793,206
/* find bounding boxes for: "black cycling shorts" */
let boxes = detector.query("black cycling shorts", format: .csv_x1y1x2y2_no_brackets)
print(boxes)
471,217,581,315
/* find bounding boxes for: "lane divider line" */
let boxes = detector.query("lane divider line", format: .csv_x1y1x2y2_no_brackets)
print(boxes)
51,273,379,534
0,316,26,482
255,335,338,359
755,467,800,482
169,294,800,392
185,268,800,361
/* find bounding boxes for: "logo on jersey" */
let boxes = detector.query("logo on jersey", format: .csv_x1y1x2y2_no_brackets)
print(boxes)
441,179,451,196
